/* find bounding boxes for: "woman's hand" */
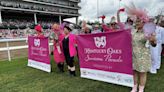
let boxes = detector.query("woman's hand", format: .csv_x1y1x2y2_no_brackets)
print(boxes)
149,33,157,47
117,10,121,23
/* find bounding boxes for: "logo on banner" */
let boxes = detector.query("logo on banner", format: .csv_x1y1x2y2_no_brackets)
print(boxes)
34,39,40,47
94,36,106,48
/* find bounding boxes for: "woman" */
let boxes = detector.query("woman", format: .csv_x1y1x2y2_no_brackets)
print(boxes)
117,8,133,30
131,19,152,92
62,25,77,76
125,5,157,92
148,23,163,74
102,16,116,32
80,20,91,34
91,24,101,34
102,16,125,32
124,3,158,92
51,23,65,72
34,24,44,37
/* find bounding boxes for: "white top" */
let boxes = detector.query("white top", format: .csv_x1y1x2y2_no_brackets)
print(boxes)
91,29,102,34
155,26,164,44
160,26,164,44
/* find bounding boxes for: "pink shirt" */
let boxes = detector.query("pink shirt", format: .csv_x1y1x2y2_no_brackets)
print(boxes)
102,22,125,32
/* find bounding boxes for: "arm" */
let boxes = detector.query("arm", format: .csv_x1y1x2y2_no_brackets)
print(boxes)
145,40,150,48
117,10,121,23
102,24,112,32
149,33,157,47
102,18,105,24
118,22,125,30
161,27,164,44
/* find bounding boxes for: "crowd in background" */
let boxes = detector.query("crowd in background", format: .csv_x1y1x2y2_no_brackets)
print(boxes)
0,4,164,92
0,19,55,29
0,0,78,14
0,15,163,39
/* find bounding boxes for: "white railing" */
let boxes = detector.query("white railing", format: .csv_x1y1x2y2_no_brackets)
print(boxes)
0,38,53,61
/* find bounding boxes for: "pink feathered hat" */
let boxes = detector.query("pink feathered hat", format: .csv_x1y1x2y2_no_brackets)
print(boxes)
125,2,149,23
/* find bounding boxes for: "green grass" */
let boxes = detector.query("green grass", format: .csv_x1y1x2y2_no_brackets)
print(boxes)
0,57,164,92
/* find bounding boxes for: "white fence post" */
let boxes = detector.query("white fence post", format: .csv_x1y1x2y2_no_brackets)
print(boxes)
0,38,53,61
0,10,2,24
6,41,11,61
34,13,37,25
59,16,62,24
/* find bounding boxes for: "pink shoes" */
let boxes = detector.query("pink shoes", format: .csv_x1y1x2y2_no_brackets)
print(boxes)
138,85,145,92
131,85,145,92
131,84,137,92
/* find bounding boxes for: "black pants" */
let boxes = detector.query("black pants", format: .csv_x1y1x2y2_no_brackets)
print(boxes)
76,47,79,61
65,56,74,67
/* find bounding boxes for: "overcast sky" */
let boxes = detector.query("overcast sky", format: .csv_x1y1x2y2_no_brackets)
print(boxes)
65,0,164,23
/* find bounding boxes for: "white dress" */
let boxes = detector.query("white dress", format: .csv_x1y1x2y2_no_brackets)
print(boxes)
150,26,163,73
161,26,164,44
91,29,102,34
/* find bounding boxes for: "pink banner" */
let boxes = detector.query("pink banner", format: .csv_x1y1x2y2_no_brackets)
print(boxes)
77,30,134,87
28,36,51,72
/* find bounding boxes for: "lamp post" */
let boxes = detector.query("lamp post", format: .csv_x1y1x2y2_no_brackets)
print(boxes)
119,0,121,9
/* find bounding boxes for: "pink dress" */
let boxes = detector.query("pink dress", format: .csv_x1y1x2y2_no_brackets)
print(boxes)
53,34,65,64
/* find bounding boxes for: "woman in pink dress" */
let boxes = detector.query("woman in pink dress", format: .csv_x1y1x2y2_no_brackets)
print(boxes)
52,24,65,72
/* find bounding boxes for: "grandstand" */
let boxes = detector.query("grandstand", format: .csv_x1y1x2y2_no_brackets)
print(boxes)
0,0,81,60
0,0,81,29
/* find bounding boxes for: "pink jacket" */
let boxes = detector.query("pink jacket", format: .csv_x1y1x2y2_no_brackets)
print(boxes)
61,33,77,57
68,34,77,57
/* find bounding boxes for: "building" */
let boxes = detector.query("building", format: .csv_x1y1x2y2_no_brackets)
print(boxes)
0,0,81,25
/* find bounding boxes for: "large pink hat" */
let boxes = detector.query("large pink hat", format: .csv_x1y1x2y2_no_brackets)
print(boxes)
125,2,149,23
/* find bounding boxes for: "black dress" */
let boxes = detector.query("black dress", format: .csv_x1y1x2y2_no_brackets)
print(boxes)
62,37,74,67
